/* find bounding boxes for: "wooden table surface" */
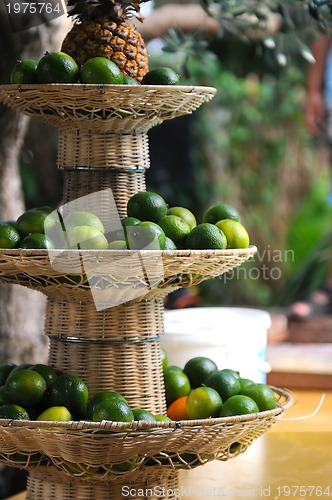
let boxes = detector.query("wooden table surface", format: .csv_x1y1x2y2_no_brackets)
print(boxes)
7,390,332,500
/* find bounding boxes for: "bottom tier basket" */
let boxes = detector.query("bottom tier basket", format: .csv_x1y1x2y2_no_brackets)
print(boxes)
0,387,292,484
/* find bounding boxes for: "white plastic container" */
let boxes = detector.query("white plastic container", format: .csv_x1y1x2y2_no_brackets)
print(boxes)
162,307,271,383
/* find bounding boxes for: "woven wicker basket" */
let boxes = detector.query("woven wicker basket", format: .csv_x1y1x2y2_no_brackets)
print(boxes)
0,387,292,483
0,247,256,302
0,84,216,133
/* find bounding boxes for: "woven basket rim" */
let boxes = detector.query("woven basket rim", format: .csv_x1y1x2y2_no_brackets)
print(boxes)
0,83,217,94
0,246,257,258
0,387,292,432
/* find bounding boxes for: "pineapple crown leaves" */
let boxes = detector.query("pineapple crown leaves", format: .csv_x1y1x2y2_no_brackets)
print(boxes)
65,0,150,20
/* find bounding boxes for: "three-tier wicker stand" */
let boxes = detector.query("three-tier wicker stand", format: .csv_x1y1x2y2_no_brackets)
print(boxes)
0,83,292,499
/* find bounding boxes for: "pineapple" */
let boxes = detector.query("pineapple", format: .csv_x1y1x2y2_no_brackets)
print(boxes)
61,0,149,82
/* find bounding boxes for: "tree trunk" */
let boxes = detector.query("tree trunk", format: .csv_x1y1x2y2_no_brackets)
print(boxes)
0,5,68,364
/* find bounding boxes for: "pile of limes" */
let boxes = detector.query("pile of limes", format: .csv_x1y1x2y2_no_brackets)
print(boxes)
0,361,171,423
162,349,277,420
10,51,181,86
118,191,250,250
0,194,250,251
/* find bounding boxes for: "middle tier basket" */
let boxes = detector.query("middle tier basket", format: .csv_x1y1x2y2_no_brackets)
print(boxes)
0,83,291,499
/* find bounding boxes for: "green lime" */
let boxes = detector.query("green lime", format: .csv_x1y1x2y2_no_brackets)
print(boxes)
157,215,190,248
37,406,72,422
185,223,227,250
10,59,38,84
160,347,168,373
46,374,88,419
165,366,183,374
0,362,16,385
239,378,255,392
5,369,46,409
167,206,197,230
123,75,140,85
7,363,33,378
219,395,259,417
86,391,127,420
0,222,21,249
183,357,218,389
154,414,171,422
92,398,134,422
141,67,181,85
67,226,109,250
37,51,79,83
215,219,250,249
0,404,30,420
80,57,123,84
164,237,177,250
16,209,57,238
30,364,58,389
220,368,240,380
186,386,222,419
202,203,241,224
63,211,104,234
122,216,141,227
132,408,157,422
108,240,128,249
0,386,9,405
127,191,167,223
240,383,277,411
126,221,166,250
204,369,241,402
164,369,191,405
20,233,55,249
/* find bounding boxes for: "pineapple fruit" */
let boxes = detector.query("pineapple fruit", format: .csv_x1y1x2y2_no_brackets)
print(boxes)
61,0,149,82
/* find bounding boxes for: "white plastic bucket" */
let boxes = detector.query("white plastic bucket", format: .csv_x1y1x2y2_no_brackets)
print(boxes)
162,307,271,383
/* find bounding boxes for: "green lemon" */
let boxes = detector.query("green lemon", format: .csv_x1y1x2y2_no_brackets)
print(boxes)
37,51,79,83
154,414,171,422
86,391,127,420
108,240,128,249
202,203,241,224
160,347,168,373
219,395,259,417
30,364,58,389
185,223,227,250
240,383,277,411
215,219,250,249
80,57,123,84
0,362,16,385
0,386,9,405
10,59,38,84
183,357,218,389
92,398,134,422
157,215,191,248
20,233,55,249
16,209,57,238
37,406,72,422
132,409,157,422
0,404,30,420
164,237,177,250
0,222,21,249
67,226,108,250
5,369,46,409
126,221,166,250
167,206,197,230
46,374,88,419
164,369,191,406
123,75,140,85
204,369,241,402
141,67,181,85
186,386,222,419
63,211,104,234
127,191,167,223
